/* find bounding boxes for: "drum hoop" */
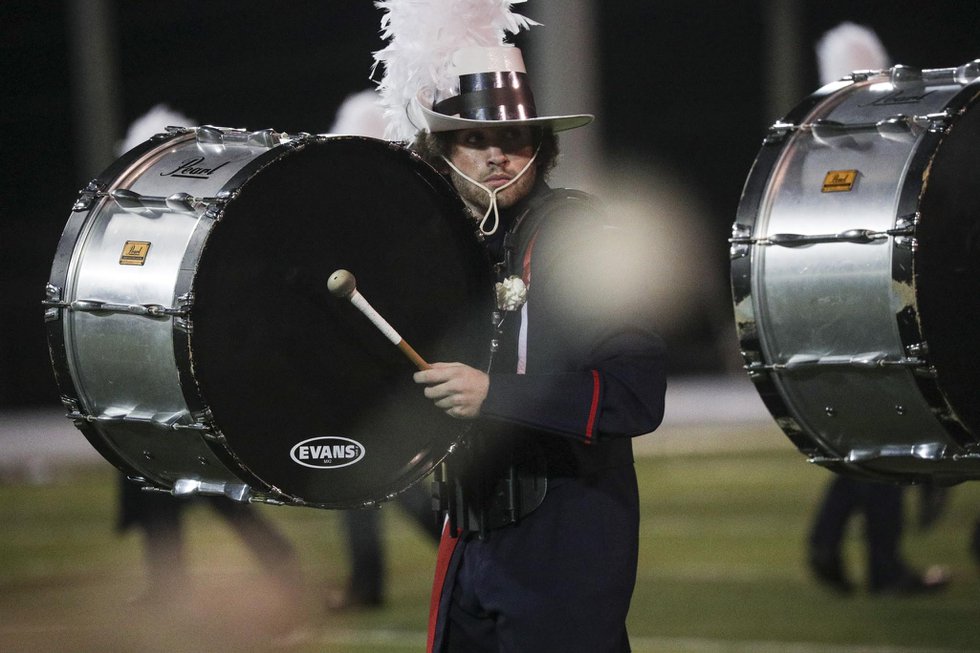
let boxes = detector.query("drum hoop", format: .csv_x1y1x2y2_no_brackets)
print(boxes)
168,135,317,499
900,88,980,450
177,135,492,507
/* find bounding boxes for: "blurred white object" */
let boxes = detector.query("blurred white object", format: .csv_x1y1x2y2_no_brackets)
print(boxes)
328,89,386,138
117,104,195,155
816,22,890,85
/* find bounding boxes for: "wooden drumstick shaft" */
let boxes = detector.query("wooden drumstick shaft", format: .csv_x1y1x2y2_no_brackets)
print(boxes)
328,269,431,371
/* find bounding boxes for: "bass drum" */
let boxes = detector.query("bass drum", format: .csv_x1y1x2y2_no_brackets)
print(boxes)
732,61,980,483
45,128,495,508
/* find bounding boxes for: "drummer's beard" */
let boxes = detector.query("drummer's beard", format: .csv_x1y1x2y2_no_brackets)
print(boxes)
450,163,538,219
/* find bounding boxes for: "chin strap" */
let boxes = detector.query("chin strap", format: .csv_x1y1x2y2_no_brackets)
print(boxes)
441,143,540,236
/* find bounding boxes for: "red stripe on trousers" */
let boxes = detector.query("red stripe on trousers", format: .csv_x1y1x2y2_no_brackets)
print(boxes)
427,517,460,653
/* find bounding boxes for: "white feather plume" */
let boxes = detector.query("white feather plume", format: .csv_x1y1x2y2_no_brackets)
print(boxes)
328,89,387,138
117,104,196,155
816,22,890,86
372,0,539,142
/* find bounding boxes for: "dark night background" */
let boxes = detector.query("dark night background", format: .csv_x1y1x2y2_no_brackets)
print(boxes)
2,0,978,407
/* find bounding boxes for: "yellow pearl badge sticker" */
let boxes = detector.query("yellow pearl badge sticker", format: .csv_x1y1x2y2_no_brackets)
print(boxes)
119,240,151,266
822,169,858,193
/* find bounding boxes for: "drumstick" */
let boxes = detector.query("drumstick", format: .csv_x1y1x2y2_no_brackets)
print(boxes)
327,269,431,371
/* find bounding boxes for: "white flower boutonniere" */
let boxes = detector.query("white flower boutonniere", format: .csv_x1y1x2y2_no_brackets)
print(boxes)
495,275,527,311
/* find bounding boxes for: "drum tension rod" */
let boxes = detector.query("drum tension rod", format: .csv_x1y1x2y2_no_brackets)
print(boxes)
765,111,954,145
745,352,926,373
729,223,915,248
41,298,190,318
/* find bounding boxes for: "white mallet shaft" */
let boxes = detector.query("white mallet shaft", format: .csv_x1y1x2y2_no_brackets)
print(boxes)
328,269,431,371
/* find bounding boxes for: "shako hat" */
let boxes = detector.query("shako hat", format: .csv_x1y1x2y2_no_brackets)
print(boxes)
373,0,593,142
418,45,593,134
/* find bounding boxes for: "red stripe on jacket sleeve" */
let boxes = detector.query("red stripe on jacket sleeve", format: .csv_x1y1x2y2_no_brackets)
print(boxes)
584,369,601,443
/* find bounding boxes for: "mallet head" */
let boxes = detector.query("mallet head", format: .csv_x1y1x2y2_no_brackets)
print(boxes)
328,269,357,299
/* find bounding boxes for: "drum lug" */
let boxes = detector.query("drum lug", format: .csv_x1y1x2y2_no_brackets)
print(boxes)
172,478,252,502
810,442,949,466
875,116,918,143
109,188,209,217
853,443,947,463
62,406,208,434
196,125,289,149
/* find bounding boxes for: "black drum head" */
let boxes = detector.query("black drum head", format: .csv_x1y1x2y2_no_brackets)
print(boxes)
917,98,980,440
188,137,494,507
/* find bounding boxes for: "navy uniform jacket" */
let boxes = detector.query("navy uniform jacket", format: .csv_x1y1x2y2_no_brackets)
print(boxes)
444,180,667,532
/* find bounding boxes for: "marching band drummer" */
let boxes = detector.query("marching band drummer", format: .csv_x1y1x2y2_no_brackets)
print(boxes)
374,3,668,651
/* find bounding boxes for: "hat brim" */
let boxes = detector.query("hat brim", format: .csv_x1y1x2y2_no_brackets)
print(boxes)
419,102,593,134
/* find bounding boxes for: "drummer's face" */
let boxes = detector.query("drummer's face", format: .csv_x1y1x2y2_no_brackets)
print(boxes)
447,126,537,213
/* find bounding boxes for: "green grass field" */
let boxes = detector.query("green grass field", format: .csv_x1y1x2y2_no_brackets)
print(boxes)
3,430,980,653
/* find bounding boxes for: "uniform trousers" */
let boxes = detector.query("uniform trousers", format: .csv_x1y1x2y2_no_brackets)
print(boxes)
429,466,639,653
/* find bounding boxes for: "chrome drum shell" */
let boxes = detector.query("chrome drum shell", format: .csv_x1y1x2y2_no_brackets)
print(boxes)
732,62,980,483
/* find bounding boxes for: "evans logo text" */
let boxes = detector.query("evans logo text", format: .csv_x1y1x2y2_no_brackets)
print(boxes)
290,436,365,469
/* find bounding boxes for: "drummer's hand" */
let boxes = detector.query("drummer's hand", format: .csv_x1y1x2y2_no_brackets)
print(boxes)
414,362,489,419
